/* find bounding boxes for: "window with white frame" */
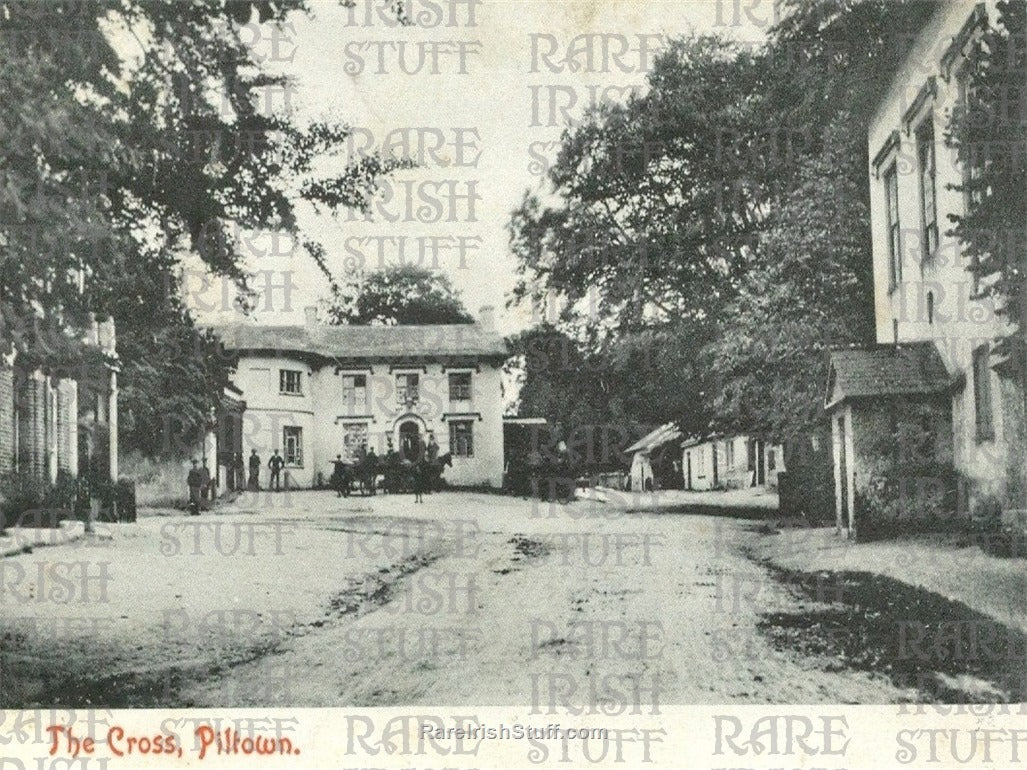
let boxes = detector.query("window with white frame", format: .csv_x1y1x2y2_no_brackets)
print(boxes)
342,423,368,461
957,69,984,296
280,369,303,395
725,440,735,469
916,116,938,260
283,426,303,466
342,374,368,415
884,165,901,287
448,372,472,402
396,373,419,405
449,420,474,458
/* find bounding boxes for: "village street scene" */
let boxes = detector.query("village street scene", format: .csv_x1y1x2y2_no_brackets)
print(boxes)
1,0,1025,721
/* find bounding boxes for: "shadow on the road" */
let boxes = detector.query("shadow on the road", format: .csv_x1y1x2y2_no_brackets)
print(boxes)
755,562,1027,703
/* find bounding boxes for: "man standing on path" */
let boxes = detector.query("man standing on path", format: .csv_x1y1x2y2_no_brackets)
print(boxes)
187,459,204,515
268,449,284,491
248,449,261,491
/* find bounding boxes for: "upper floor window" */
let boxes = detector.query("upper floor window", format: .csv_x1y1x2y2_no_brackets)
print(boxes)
884,165,901,288
448,372,472,401
280,369,303,396
916,117,938,260
958,71,985,212
972,343,994,442
342,374,367,414
396,373,419,405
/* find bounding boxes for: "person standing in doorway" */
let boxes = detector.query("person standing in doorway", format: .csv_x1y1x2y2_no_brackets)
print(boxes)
248,449,261,491
268,449,284,491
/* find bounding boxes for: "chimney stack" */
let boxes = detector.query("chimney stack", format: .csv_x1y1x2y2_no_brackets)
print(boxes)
304,305,319,327
478,305,495,332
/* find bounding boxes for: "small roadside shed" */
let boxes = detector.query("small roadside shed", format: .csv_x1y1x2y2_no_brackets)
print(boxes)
825,343,954,538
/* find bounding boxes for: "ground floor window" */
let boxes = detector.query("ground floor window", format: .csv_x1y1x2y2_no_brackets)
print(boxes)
342,423,368,461
283,426,303,466
449,420,474,458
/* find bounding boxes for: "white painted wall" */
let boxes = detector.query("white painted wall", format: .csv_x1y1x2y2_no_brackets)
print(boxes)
231,355,504,489
867,0,1013,503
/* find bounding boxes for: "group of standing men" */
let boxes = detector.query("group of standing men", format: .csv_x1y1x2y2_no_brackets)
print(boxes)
247,449,286,491
187,449,288,514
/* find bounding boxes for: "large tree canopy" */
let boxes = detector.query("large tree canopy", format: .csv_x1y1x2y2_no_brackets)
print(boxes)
322,264,474,326
0,0,402,455
508,0,937,446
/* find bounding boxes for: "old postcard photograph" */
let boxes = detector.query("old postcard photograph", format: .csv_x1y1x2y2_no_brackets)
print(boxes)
0,0,1025,767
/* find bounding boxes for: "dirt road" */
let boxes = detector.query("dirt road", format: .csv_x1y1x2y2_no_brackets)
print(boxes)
0,490,1019,707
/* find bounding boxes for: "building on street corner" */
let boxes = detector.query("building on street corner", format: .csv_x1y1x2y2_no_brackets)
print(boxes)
210,306,507,489
827,0,1027,537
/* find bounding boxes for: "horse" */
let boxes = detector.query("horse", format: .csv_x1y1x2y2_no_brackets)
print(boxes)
382,450,405,494
330,458,354,497
425,452,453,493
354,453,379,496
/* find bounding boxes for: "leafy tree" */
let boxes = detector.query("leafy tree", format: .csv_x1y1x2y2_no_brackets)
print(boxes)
946,0,1027,370
707,115,876,440
322,265,474,326
0,0,401,456
508,0,937,444
505,325,603,433
510,34,768,333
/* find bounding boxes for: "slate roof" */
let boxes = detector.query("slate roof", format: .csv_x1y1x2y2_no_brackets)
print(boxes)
211,322,508,363
625,421,683,455
825,342,950,410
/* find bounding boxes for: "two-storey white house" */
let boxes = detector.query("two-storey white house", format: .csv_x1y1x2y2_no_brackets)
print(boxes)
826,1,1025,536
211,307,506,489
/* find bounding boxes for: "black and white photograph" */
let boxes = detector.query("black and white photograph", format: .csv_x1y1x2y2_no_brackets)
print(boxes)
0,0,1024,767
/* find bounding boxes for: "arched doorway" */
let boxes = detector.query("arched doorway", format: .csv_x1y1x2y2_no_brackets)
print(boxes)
398,420,421,462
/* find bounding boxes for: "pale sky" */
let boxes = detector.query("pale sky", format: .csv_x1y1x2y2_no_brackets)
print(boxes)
189,0,770,334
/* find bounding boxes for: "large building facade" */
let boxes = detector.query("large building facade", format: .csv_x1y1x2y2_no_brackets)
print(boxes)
828,1,1025,535
0,315,120,521
212,308,506,489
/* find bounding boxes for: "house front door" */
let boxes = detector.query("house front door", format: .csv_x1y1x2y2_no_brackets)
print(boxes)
399,420,421,462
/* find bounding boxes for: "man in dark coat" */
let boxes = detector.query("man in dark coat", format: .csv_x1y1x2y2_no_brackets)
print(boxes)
331,454,349,497
268,449,285,491
187,459,203,515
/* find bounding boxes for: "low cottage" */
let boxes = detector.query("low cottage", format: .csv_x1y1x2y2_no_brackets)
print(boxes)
682,435,783,492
